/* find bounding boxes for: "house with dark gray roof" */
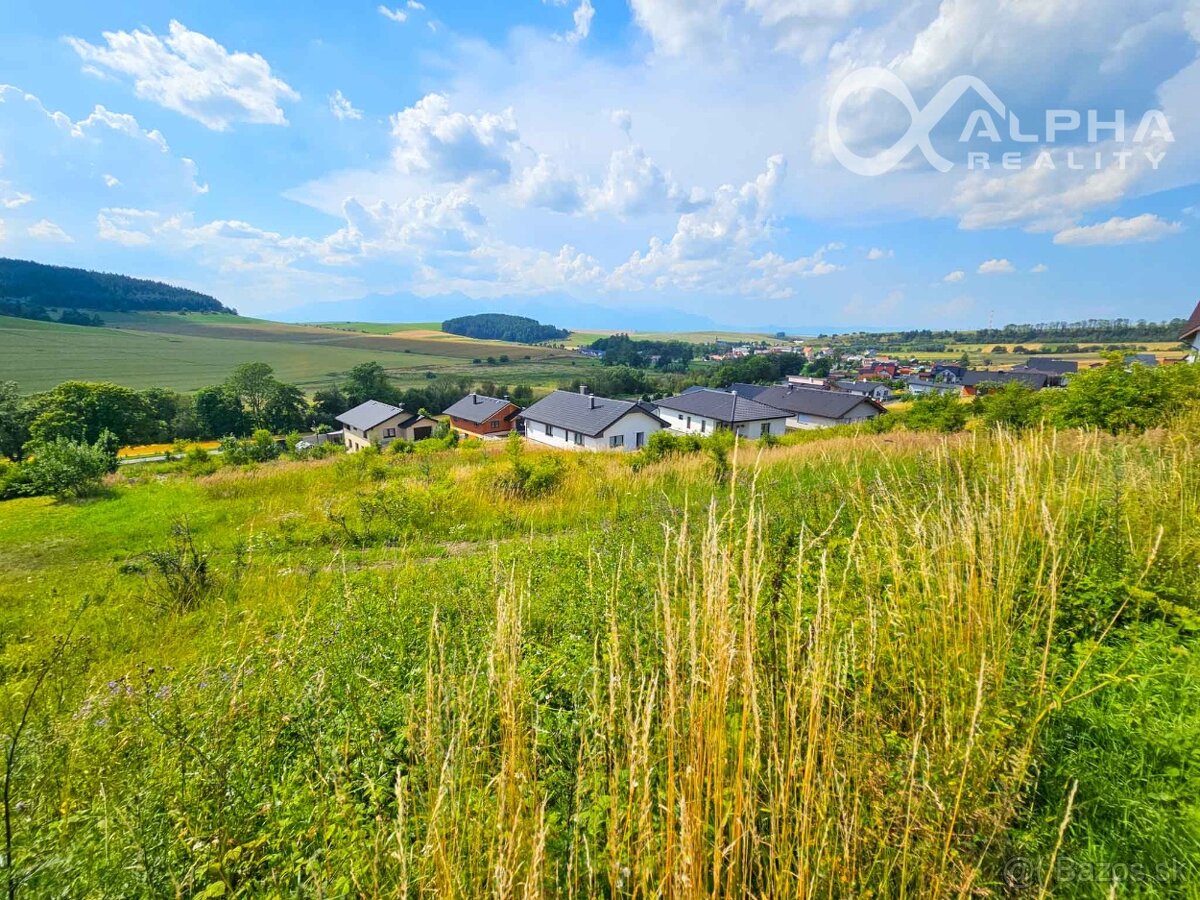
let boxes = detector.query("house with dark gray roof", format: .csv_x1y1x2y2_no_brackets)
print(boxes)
442,393,522,438
518,387,668,452
901,376,961,396
653,388,789,438
1182,299,1200,362
1019,358,1078,376
961,370,1049,394
834,379,894,402
750,384,887,429
336,400,438,452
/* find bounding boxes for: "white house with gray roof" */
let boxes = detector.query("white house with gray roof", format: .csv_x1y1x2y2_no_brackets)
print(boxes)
519,387,668,452
336,400,438,452
748,384,887,429
653,388,789,438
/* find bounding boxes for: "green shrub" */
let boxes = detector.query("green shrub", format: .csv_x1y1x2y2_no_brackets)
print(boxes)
17,432,118,499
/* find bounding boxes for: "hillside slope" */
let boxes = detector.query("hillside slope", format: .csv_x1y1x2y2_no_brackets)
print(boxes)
0,257,233,313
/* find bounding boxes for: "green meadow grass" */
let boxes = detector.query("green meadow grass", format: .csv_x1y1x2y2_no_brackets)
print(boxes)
0,424,1197,895
0,313,591,393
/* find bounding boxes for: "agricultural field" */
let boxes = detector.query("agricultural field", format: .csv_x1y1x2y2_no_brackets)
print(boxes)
0,312,591,394
0,422,1197,894
566,329,793,347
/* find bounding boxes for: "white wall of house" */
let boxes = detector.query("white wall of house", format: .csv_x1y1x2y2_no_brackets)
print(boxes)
656,408,787,438
343,414,436,452
523,409,663,452
786,403,880,430
1189,333,1199,363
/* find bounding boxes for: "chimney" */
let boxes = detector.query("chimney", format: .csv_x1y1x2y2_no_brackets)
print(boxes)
471,392,478,404
579,384,589,395
589,395,596,409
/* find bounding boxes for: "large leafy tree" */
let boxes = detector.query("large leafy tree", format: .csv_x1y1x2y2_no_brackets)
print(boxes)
27,381,155,446
343,362,401,407
262,382,309,434
194,386,251,439
0,381,32,461
226,362,278,426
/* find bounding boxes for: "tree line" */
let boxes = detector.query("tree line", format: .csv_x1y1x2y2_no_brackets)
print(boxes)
0,257,234,313
0,298,104,326
826,318,1191,347
441,313,569,344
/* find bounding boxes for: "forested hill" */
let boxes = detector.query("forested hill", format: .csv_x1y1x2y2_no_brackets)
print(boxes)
441,313,569,344
0,258,234,314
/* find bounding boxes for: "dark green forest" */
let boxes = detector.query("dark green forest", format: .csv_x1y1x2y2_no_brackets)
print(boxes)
441,313,569,343
0,258,234,314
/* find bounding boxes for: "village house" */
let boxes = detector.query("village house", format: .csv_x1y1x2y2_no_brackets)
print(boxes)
900,375,962,396
519,387,667,452
835,379,895,402
336,400,438,452
442,393,522,438
738,383,887,429
653,388,789,438
1183,299,1200,362
960,370,1049,396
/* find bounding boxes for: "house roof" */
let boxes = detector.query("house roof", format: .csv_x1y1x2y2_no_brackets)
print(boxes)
654,388,789,424
962,370,1049,389
1124,353,1158,366
1180,300,1200,341
751,384,886,419
336,400,406,430
728,382,770,399
1019,358,1077,375
442,393,518,424
836,379,890,393
518,390,668,437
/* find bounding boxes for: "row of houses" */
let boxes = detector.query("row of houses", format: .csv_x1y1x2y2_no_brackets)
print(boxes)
331,381,887,454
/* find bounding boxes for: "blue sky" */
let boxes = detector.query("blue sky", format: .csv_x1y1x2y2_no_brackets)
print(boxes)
1,0,1198,329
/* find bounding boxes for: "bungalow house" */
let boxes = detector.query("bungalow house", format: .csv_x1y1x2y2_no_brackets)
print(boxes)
519,387,668,452
900,376,961,396
336,400,438,452
960,370,1049,396
785,374,829,387
931,364,967,383
835,379,894,402
653,388,789,438
1182,299,1200,362
442,393,522,438
1124,353,1158,368
750,384,887,429
1019,358,1078,376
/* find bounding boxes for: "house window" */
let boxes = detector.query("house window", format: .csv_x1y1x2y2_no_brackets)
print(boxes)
384,427,396,438
700,419,706,433
545,423,553,437
686,416,692,428
635,431,645,448
678,413,684,420
609,434,625,448
760,422,770,437
490,419,500,429
574,431,584,446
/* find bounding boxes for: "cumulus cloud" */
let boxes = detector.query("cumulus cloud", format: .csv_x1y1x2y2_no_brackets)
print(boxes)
562,0,595,45
329,90,363,121
390,94,520,183
103,174,121,188
943,270,966,283
513,155,586,213
1031,262,1048,273
977,258,1015,274
67,21,298,130
1052,213,1183,245
587,143,706,216
28,219,72,242
866,247,892,260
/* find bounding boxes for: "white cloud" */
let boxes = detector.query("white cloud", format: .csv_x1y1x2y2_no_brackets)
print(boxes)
0,219,6,242
103,174,121,187
977,258,1015,274
866,247,892,260
67,21,299,131
1053,213,1184,245
513,155,586,213
378,5,408,22
408,1,426,9
587,143,705,216
562,0,595,45
1031,263,1048,273
329,90,363,121
390,94,519,183
943,269,965,283
28,219,72,242
1,189,31,209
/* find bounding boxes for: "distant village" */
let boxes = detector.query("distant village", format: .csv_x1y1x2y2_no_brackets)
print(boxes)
326,300,1200,454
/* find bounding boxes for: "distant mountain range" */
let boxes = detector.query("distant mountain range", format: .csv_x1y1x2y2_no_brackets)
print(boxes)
281,290,841,334
0,258,234,314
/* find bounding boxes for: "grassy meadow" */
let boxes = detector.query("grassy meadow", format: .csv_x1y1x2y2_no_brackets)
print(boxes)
0,313,591,393
1,420,1198,895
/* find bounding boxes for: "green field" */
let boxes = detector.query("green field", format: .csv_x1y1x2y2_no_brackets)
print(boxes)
566,328,793,347
0,312,592,393
0,421,1197,894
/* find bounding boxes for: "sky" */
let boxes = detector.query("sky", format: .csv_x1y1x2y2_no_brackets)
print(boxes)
1,0,1198,329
